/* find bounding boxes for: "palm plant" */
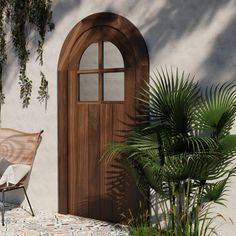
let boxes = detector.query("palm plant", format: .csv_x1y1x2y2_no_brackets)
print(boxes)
103,68,236,236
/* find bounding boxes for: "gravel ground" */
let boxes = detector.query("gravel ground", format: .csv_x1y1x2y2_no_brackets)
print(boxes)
0,206,129,236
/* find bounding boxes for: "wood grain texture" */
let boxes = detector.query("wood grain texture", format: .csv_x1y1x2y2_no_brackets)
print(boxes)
88,104,100,219
112,104,125,222
78,68,125,74
58,70,68,213
58,12,149,222
100,104,113,221
76,104,89,216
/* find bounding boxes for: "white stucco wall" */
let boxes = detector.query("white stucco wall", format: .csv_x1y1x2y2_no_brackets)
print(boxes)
1,0,236,234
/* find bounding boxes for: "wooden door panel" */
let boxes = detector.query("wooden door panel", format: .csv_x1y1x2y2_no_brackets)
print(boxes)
58,13,149,221
67,63,139,221
69,101,137,221
112,104,126,222
69,104,89,216
88,104,100,219
61,15,149,223
77,104,89,216
100,104,114,221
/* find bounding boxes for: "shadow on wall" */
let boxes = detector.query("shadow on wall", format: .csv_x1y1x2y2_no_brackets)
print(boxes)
4,0,236,91
136,0,231,54
199,16,236,87
109,0,236,85
52,0,81,25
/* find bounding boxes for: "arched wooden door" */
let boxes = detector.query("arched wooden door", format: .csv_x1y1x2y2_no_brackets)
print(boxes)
58,13,149,223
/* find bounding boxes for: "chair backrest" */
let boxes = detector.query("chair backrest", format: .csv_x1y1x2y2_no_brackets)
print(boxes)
0,128,43,166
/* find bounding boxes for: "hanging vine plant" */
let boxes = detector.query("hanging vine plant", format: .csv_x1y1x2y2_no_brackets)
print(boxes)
0,0,54,114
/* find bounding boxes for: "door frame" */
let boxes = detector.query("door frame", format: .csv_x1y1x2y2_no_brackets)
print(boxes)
58,12,149,214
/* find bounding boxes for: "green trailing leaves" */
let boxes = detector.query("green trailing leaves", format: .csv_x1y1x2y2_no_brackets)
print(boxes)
19,68,32,108
0,0,53,110
0,0,7,120
29,0,54,65
11,0,31,107
37,71,49,110
103,67,236,236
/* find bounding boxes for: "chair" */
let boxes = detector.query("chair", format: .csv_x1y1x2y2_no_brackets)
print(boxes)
0,128,43,226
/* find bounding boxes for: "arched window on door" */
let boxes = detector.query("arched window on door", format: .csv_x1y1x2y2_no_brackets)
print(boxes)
78,41,125,102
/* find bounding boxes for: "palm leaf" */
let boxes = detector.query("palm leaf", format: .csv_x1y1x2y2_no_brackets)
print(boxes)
138,67,200,137
195,83,236,138
201,168,236,205
219,134,236,155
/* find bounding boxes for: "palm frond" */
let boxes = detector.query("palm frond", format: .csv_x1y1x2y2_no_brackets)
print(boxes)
167,136,219,155
138,67,200,137
219,134,236,155
195,83,236,138
201,168,236,205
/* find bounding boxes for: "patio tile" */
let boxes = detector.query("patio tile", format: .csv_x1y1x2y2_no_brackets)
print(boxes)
0,206,129,236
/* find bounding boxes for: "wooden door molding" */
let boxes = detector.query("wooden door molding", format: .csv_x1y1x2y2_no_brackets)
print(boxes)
58,12,149,214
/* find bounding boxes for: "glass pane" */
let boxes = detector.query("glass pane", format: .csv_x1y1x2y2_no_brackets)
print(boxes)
104,73,124,101
79,74,99,101
79,43,98,70
104,42,124,68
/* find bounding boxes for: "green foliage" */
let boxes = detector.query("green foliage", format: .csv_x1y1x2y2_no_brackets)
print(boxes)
195,83,236,138
0,0,7,110
37,71,49,110
126,205,159,236
130,225,158,236
103,68,236,236
0,0,54,112
19,67,32,108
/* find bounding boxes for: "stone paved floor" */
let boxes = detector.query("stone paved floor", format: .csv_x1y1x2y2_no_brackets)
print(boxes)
0,206,129,236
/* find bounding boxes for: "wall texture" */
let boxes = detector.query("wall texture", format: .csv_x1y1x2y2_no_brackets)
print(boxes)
1,0,236,235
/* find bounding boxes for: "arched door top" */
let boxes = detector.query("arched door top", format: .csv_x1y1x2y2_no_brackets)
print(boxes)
58,12,149,71
67,26,135,69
